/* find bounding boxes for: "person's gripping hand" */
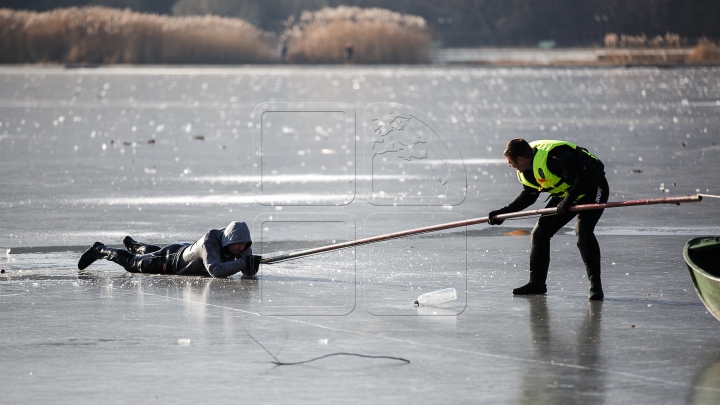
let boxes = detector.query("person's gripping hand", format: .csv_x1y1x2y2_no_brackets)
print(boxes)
488,210,506,226
556,198,571,215
243,255,262,277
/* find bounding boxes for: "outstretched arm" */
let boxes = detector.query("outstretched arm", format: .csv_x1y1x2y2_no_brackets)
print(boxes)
489,186,539,225
504,186,541,212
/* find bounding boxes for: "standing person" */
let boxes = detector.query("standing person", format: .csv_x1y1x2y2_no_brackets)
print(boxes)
488,139,609,300
77,221,261,278
344,41,353,63
279,42,288,62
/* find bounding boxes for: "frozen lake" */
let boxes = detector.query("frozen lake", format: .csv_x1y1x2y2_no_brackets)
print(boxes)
1,65,720,404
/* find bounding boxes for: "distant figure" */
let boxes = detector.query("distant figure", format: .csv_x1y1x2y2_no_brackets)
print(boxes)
280,42,288,62
344,41,354,63
77,221,261,278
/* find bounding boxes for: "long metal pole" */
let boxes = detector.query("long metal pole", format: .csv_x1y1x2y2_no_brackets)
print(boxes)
260,194,703,264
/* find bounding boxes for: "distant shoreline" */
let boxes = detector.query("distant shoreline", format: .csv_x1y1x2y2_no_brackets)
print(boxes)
4,47,717,68
430,47,711,67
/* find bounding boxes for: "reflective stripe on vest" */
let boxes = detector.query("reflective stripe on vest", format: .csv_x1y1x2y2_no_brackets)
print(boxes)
516,140,598,201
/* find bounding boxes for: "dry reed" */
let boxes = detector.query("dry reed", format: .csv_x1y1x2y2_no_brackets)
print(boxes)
603,32,720,65
283,6,430,64
601,32,693,65
686,38,720,64
604,32,682,48
0,7,277,64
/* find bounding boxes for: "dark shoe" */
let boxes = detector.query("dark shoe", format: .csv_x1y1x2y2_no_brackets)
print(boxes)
123,236,142,254
589,285,604,301
587,271,604,300
123,236,161,255
512,282,547,295
123,236,134,249
78,242,104,270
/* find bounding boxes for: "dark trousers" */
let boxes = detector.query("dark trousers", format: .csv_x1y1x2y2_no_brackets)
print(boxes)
126,243,188,274
529,177,609,285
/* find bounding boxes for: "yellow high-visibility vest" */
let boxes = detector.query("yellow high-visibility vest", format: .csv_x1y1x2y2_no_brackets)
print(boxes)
516,140,600,201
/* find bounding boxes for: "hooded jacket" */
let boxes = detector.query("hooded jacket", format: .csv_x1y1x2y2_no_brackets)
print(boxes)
174,221,253,277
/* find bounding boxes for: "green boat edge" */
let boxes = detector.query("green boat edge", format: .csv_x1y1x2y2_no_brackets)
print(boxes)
683,236,720,322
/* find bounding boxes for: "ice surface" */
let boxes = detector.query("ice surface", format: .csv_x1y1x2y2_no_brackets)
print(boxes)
1,65,720,404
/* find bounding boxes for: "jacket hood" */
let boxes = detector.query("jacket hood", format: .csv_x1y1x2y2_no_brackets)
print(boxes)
221,221,252,249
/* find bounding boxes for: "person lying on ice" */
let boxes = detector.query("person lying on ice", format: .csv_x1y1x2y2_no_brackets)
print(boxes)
77,221,261,277
488,139,608,300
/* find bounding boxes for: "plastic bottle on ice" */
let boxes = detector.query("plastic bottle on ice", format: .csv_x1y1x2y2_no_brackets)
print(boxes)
414,288,457,306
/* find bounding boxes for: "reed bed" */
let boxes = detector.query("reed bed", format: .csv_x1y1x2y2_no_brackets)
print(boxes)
283,6,430,64
0,7,276,64
686,38,720,64
600,32,720,65
604,32,682,48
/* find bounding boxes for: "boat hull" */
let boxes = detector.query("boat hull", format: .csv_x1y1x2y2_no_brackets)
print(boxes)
684,237,720,322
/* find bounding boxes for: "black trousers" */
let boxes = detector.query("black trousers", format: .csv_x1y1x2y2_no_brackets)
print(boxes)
128,243,188,274
529,177,609,284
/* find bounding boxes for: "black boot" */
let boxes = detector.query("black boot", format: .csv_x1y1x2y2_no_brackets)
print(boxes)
78,242,104,270
512,281,547,295
123,236,143,254
587,271,604,301
516,221,554,295
514,254,549,296
78,242,142,272
123,236,161,255
513,265,548,295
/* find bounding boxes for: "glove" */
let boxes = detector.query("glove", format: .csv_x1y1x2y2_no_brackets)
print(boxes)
488,210,506,226
556,198,571,215
243,255,262,277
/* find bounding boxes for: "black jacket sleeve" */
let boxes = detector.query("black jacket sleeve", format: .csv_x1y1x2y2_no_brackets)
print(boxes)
499,185,540,214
